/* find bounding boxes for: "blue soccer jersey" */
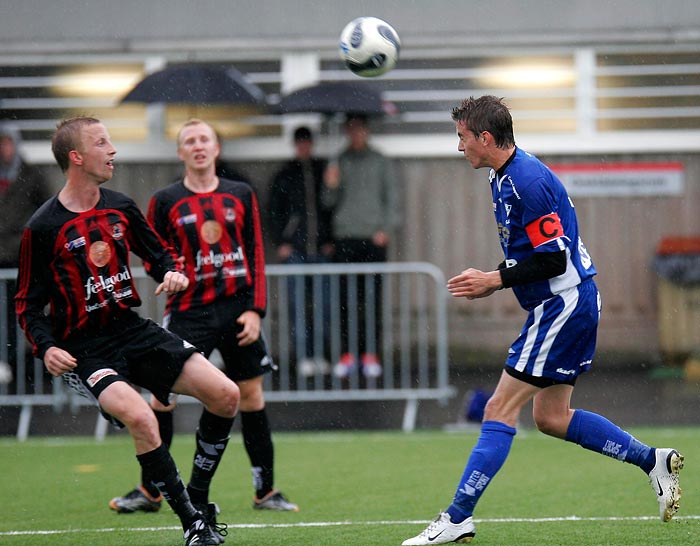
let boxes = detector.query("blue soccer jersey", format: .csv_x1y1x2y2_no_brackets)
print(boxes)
491,147,597,311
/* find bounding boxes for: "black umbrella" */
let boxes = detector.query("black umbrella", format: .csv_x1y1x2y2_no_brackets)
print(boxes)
276,82,397,163
121,64,266,106
275,81,396,116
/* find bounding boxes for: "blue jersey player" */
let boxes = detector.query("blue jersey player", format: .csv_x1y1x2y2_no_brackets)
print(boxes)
402,96,684,545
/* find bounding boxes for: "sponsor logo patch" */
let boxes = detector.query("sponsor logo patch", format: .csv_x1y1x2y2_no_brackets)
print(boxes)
84,266,132,300
200,220,223,244
65,236,87,251
88,241,112,267
177,213,197,226
86,368,118,388
195,246,244,271
497,222,510,247
111,222,125,240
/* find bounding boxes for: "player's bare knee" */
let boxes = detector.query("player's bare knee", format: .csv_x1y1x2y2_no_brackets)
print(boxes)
123,407,160,439
226,381,240,415
534,413,566,438
238,380,265,411
482,394,504,421
239,394,265,412
150,395,176,412
209,380,239,418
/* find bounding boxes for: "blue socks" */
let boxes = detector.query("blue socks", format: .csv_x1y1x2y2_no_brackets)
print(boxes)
447,410,657,524
565,409,656,473
447,410,657,523
447,420,516,522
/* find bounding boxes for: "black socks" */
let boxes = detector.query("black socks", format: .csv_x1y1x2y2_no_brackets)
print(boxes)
141,410,174,499
137,443,198,530
186,409,234,506
241,409,275,498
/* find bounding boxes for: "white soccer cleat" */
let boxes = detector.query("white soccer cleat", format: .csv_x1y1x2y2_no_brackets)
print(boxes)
648,448,684,522
402,512,475,545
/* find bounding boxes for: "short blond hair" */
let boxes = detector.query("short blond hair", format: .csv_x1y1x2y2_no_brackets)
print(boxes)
52,116,102,172
176,118,219,147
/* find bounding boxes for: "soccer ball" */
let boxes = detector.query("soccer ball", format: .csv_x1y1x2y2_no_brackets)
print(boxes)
339,17,401,77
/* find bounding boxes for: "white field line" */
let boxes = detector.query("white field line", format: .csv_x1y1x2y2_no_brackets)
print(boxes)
2,515,700,537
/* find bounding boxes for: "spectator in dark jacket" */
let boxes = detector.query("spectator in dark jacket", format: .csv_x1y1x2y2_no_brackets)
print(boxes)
0,123,52,268
0,122,52,392
268,127,334,376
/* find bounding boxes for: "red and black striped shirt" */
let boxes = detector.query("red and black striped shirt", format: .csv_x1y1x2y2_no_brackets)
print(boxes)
146,178,266,317
15,188,177,358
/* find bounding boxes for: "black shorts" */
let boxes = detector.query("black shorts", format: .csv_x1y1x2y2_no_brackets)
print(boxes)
61,311,197,407
165,298,276,382
505,365,578,388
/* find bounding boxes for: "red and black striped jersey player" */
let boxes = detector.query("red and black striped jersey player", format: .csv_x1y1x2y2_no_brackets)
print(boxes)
108,118,299,520
15,117,237,546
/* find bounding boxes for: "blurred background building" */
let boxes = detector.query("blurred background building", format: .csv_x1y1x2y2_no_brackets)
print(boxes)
1,0,699,362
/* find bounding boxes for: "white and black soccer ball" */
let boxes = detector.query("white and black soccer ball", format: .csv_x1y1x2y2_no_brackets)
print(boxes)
339,17,400,78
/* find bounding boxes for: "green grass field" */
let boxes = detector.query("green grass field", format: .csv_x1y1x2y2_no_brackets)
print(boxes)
1,427,698,546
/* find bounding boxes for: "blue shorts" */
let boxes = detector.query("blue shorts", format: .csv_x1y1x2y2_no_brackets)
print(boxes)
505,278,600,387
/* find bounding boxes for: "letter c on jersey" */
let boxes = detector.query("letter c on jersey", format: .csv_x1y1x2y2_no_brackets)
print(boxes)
526,212,564,247
539,216,559,238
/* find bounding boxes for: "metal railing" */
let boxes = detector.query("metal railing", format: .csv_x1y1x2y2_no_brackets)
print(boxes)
0,262,455,439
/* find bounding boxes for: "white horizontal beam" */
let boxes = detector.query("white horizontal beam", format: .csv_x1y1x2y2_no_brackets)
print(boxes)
22,130,700,165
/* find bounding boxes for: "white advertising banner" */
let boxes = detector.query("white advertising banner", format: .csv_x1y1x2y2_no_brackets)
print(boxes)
549,162,685,197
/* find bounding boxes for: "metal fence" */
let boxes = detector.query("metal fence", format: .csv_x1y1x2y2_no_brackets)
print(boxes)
0,262,454,439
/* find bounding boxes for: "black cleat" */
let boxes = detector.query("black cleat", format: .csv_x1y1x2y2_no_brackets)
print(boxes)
194,502,227,544
184,517,220,546
109,486,162,514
